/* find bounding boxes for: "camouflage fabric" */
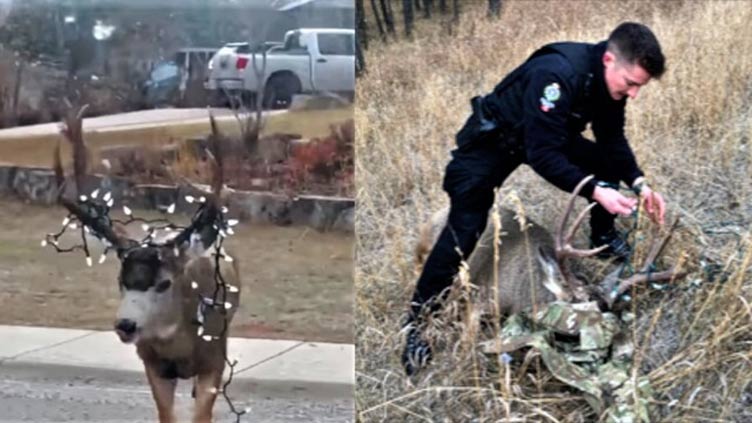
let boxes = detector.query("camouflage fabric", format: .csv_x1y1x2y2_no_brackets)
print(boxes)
482,301,654,422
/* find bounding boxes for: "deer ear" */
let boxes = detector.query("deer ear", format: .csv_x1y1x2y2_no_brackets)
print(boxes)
537,245,556,263
537,245,570,301
177,231,213,260
114,238,140,261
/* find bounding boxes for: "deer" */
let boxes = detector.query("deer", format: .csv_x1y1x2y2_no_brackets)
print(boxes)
49,104,241,423
414,176,683,317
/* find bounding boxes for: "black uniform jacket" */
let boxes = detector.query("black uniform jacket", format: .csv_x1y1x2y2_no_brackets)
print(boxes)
476,41,644,199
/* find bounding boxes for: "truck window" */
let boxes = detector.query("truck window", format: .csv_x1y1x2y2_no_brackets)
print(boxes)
281,32,308,55
317,33,354,56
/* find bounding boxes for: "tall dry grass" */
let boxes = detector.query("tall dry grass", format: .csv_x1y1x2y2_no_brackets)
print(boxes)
355,1,752,421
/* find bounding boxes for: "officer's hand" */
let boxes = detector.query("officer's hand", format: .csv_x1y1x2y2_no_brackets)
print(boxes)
640,186,665,225
592,186,637,216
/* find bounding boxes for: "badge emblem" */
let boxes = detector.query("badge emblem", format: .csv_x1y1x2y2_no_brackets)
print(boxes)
544,82,560,102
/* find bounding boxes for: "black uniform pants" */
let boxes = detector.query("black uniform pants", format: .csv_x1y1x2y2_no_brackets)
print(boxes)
409,115,620,319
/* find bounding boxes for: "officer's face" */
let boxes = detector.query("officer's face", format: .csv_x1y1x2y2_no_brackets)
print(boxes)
603,51,651,101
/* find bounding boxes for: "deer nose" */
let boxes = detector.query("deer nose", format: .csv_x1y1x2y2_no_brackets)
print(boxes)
115,319,137,335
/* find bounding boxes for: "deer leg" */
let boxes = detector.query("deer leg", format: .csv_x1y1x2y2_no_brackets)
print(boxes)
144,362,178,423
192,369,223,423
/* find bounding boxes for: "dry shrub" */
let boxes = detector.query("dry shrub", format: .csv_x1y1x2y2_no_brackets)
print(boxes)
96,142,178,183
356,1,752,421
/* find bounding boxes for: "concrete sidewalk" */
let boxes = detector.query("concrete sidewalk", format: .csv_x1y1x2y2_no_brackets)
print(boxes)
0,325,353,399
0,108,285,139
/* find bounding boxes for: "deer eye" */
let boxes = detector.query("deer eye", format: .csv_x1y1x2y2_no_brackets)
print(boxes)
155,279,172,293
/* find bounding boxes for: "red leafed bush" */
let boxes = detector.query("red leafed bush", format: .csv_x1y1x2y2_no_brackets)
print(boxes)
287,119,353,195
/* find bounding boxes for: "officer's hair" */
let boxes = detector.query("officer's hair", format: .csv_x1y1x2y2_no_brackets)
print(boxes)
607,22,666,79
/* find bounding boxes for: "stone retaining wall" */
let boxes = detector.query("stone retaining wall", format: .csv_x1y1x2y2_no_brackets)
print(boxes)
0,165,353,233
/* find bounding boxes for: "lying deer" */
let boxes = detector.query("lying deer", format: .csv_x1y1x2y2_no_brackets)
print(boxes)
51,105,241,423
415,176,682,315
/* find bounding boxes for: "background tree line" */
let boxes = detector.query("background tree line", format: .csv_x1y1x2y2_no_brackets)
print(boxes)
355,0,503,75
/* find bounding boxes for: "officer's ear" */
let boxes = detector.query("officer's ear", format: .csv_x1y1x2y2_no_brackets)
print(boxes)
603,51,617,70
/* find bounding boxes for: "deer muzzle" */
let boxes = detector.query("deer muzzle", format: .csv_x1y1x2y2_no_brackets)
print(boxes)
114,318,139,343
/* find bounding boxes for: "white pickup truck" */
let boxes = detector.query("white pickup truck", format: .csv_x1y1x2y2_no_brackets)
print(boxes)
205,28,355,108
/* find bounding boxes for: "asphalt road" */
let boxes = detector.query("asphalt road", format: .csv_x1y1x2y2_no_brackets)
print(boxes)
0,365,353,423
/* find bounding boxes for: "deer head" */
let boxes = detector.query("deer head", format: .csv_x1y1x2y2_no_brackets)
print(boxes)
50,105,234,344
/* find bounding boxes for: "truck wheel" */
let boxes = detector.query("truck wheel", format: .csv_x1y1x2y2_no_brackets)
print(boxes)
263,74,301,109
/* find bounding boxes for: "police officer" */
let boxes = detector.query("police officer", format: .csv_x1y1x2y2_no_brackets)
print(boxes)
402,22,667,375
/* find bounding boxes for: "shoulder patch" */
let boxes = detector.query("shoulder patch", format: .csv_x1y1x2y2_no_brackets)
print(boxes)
540,82,561,112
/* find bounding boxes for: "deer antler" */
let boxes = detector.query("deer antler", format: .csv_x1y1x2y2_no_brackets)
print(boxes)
169,112,227,250
555,175,609,301
54,104,134,253
603,216,685,308
60,104,90,195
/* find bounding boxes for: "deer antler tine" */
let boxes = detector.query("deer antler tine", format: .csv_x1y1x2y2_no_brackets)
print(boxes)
53,140,65,199
640,216,680,273
207,113,224,199
557,175,595,247
608,267,687,307
571,244,609,258
566,201,598,246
